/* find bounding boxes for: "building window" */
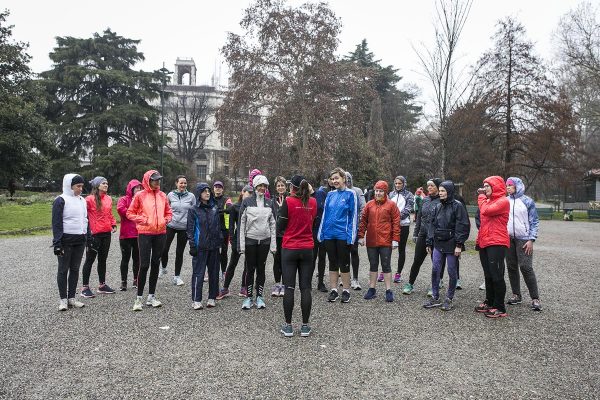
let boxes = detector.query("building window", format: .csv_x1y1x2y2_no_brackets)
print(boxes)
196,164,207,181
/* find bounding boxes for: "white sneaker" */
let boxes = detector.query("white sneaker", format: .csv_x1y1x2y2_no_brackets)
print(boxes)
207,299,216,308
204,272,208,282
133,298,143,311
68,298,85,308
159,268,168,278
351,279,361,290
173,276,184,286
146,296,162,308
193,301,203,310
479,282,486,290
58,299,68,311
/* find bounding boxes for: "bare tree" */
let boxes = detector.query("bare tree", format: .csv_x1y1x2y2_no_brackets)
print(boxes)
165,92,213,170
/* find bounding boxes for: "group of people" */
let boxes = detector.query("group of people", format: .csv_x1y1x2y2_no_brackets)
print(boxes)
52,166,542,337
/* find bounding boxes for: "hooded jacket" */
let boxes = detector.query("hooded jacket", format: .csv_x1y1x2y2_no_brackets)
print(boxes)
167,189,196,231
117,179,142,239
126,170,173,235
52,174,89,247
317,187,358,245
507,177,539,241
414,179,442,239
476,175,510,249
426,181,470,253
186,183,223,251
86,188,117,235
358,181,401,247
345,172,366,215
238,191,277,252
389,175,415,227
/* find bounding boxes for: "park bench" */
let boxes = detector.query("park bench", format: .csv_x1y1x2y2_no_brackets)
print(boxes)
588,210,600,220
537,207,553,220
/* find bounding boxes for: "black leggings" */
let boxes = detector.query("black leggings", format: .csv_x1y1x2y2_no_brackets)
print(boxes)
408,235,429,285
82,232,111,286
220,231,229,273
324,239,351,273
137,233,166,296
396,225,410,274
282,249,313,324
244,242,270,297
312,233,326,281
161,227,187,276
120,238,139,283
57,243,85,299
480,245,507,312
350,241,359,279
273,236,283,283
224,248,245,289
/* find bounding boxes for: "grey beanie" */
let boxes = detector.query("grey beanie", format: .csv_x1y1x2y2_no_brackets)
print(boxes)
90,176,107,188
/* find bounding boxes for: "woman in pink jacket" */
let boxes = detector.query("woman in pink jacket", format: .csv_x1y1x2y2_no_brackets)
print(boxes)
117,179,142,291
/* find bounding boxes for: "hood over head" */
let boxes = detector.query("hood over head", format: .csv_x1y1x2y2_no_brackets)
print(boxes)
439,180,455,202
484,175,506,200
345,172,354,188
394,175,408,192
142,170,161,192
194,182,214,206
252,174,269,188
374,180,389,201
506,176,525,198
62,173,85,197
126,179,143,198
249,169,262,186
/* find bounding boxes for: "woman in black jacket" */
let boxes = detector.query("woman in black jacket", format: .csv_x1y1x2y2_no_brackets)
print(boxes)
424,181,470,311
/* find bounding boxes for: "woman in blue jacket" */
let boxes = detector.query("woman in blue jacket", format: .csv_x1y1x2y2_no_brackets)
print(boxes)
317,167,358,304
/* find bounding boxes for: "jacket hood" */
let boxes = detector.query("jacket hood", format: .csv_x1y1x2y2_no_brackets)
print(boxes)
126,179,142,198
439,180,455,203
195,182,215,207
374,180,389,201
506,176,525,198
253,174,269,188
345,172,354,188
62,173,83,197
484,175,506,200
142,170,160,192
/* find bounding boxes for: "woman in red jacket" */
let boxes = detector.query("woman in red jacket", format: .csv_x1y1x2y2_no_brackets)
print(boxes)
81,176,117,298
475,176,510,318
117,179,142,291
357,180,401,302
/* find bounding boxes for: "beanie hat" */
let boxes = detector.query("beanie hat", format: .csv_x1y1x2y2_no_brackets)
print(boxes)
70,175,85,187
90,176,107,188
506,178,515,186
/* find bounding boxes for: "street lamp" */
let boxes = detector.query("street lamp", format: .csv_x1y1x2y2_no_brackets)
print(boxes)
158,62,173,177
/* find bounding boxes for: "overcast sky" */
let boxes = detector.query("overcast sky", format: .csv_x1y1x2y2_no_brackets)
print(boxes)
3,0,586,111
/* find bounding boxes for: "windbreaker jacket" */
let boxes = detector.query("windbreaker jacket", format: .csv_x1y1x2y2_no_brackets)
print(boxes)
388,176,415,227
117,179,142,239
426,181,470,253
86,192,116,235
126,170,173,235
311,186,328,233
228,201,242,249
52,174,89,247
358,181,401,247
317,188,358,245
477,175,510,249
167,190,196,230
414,195,441,238
186,183,223,251
238,194,277,252
507,177,539,241
214,194,231,231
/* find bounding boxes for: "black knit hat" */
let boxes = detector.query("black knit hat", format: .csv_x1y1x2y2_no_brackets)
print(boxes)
71,175,85,186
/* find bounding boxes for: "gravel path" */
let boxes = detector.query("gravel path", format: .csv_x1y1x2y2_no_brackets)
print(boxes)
0,220,598,399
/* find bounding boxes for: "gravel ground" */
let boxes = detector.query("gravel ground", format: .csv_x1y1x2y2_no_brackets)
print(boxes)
0,219,598,399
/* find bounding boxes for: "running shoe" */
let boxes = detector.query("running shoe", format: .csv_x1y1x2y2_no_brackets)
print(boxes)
377,273,384,282
132,279,138,288
507,294,522,305
238,287,248,297
119,281,127,291
351,279,361,290
271,285,279,297
278,285,286,297
173,276,184,286
58,299,68,311
485,309,508,318
80,287,95,298
193,301,203,310
206,299,216,308
531,299,542,311
204,272,208,282
327,290,339,302
216,288,230,300
479,282,486,290
159,267,168,278
393,273,402,283
423,297,442,309
439,280,444,289
256,296,266,309
97,284,115,294
300,324,312,337
132,298,143,311
341,290,351,303
363,288,377,300
455,279,462,290
146,296,162,308
242,297,253,310
385,289,394,303
402,283,414,295
440,298,453,311
68,298,85,308
474,302,491,313
280,323,294,337
426,287,433,297
317,281,328,293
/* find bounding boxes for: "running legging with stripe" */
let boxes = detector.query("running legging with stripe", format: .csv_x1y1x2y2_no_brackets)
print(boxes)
244,242,270,297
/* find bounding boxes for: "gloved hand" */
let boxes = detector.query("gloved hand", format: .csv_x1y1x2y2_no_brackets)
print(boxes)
54,246,64,256
189,245,198,257
392,240,398,249
358,238,365,246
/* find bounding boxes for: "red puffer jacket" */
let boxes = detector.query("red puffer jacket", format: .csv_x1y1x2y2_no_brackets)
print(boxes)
358,181,401,247
86,192,116,235
476,175,510,249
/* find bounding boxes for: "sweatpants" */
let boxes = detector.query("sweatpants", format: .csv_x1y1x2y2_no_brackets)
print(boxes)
323,239,351,273
282,249,313,324
137,233,166,297
432,248,458,300
312,234,326,281
506,238,539,299
396,225,410,274
366,246,392,273
191,249,220,302
350,241,360,280
273,236,283,283
245,242,270,298
57,243,85,299
119,238,139,283
219,231,229,273
161,227,187,276
223,248,245,289
480,245,507,312
82,232,111,286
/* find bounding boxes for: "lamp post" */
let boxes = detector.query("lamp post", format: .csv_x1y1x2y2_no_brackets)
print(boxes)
158,62,173,177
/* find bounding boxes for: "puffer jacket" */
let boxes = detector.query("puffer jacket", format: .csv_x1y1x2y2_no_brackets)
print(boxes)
86,192,116,235
126,170,173,235
186,183,223,251
358,181,401,247
238,193,276,252
507,177,539,241
476,175,509,249
167,190,196,230
414,194,441,238
426,181,470,253
117,179,142,239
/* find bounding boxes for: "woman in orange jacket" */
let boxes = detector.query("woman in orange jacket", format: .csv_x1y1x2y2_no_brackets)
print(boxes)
357,180,401,302
81,176,117,298
127,170,173,311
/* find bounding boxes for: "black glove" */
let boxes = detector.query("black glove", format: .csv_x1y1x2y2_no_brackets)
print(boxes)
54,246,64,256
189,245,198,257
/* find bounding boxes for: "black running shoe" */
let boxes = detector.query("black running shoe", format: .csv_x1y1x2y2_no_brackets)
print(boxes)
317,282,328,293
327,290,339,302
341,290,350,303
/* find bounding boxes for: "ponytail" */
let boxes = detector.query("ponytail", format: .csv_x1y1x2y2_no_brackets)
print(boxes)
294,180,311,207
